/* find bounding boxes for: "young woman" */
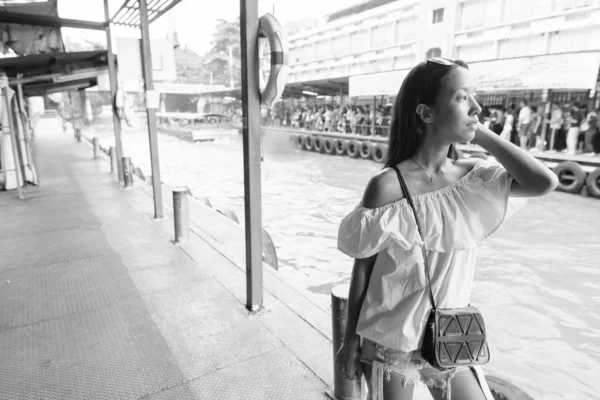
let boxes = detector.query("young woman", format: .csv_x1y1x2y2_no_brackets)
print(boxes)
335,58,558,400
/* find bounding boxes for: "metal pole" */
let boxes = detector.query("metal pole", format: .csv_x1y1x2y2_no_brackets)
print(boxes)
103,0,124,183
68,91,75,132
109,146,117,173
75,127,81,142
138,0,164,219
329,285,361,400
79,89,89,126
93,137,99,159
122,156,133,188
173,187,189,243
3,87,24,199
371,95,376,136
16,79,37,184
240,0,263,311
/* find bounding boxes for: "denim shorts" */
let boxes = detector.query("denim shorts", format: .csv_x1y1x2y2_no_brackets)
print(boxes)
359,338,493,400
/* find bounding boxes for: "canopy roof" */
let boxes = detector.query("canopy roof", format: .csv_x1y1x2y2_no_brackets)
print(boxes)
0,50,111,96
110,0,185,27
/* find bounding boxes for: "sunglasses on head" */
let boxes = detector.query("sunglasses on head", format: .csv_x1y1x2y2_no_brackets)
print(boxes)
427,57,454,66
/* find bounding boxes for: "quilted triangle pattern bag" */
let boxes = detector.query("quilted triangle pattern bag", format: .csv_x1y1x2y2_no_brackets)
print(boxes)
391,166,490,371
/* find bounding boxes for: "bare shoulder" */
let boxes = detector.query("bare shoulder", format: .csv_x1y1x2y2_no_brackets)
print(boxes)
361,167,404,209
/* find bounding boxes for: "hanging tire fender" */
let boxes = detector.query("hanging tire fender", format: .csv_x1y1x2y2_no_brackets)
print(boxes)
295,134,306,150
553,161,586,194
585,167,600,198
313,135,324,152
259,13,288,108
323,137,336,154
372,143,387,163
347,140,361,158
304,134,314,151
359,141,373,159
334,138,348,155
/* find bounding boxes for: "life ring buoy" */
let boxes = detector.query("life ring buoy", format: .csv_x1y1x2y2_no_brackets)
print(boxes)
295,134,306,150
313,136,324,152
347,140,360,158
372,143,387,163
553,161,586,194
258,13,288,108
585,167,600,198
114,88,125,119
334,139,348,155
323,137,336,154
359,141,373,159
304,135,314,151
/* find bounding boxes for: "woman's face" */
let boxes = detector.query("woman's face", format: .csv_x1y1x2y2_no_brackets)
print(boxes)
430,66,482,143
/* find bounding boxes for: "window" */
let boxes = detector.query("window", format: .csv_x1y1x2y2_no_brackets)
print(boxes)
432,8,444,24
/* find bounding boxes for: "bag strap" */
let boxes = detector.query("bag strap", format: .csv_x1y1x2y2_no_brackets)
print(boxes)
390,165,437,310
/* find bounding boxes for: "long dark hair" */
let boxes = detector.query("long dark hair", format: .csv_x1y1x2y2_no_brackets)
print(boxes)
384,59,469,168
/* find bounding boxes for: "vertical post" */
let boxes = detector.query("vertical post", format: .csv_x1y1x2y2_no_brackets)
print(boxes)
68,91,75,131
79,89,89,126
173,187,189,243
329,285,361,400
122,156,133,188
3,87,24,199
104,0,124,183
93,137,99,159
109,146,117,173
138,0,164,219
371,95,376,135
240,0,263,311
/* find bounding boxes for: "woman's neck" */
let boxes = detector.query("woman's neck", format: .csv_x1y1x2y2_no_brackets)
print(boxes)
412,140,451,172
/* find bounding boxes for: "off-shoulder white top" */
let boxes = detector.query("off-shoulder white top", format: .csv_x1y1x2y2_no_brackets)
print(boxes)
337,158,525,352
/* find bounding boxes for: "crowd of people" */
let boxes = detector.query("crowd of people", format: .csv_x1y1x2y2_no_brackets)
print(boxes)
270,104,394,136
479,100,600,156
261,99,599,156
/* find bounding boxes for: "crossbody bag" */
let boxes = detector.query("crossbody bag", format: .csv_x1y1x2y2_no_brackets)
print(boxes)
391,165,490,371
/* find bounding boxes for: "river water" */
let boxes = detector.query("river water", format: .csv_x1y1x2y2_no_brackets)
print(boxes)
86,115,600,400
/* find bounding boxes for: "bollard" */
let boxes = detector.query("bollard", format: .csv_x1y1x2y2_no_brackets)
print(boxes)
109,146,117,174
92,137,99,159
328,284,362,400
173,187,189,243
122,157,133,188
75,128,81,142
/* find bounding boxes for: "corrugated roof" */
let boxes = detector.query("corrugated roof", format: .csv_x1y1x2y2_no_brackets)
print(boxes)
110,0,184,27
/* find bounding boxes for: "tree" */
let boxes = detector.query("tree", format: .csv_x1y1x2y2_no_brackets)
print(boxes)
203,18,241,87
174,46,208,83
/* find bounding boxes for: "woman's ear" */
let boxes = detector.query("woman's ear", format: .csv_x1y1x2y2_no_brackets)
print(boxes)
416,104,434,124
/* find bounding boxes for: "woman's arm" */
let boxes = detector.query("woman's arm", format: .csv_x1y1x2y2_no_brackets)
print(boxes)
342,254,377,348
474,123,559,197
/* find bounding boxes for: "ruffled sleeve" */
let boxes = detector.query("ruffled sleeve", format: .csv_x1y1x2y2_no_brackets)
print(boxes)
460,158,527,241
337,203,422,259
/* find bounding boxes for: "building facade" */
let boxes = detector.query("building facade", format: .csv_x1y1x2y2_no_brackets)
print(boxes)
286,0,600,108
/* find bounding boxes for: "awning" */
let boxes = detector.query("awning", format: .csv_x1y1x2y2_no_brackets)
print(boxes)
0,50,111,96
468,52,600,92
350,52,600,97
349,69,409,97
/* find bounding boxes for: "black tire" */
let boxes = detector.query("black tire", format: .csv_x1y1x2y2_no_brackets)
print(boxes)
304,135,314,151
469,152,488,160
553,161,586,194
313,136,324,152
295,134,306,150
372,143,387,163
347,140,360,158
334,139,348,155
324,137,336,154
359,141,373,159
585,167,600,198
